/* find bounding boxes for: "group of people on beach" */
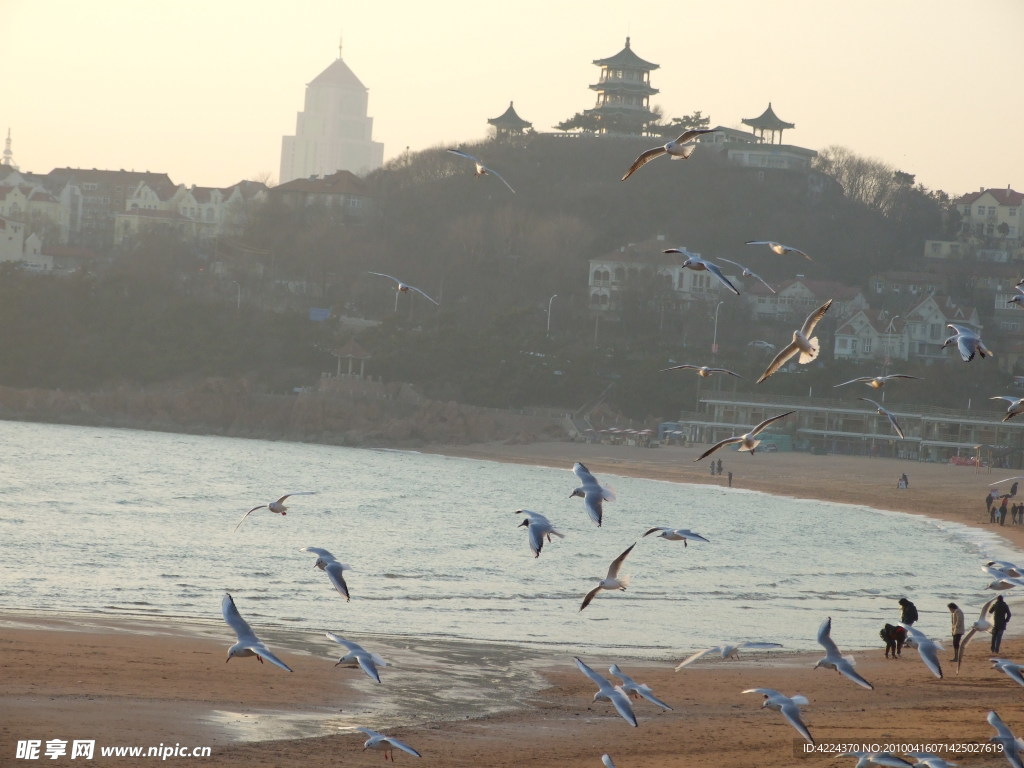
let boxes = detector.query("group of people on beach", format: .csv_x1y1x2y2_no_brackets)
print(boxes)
986,483,1021,525
708,458,733,487
881,596,1012,660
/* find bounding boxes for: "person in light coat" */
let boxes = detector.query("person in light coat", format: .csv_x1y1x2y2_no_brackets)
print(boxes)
948,602,965,662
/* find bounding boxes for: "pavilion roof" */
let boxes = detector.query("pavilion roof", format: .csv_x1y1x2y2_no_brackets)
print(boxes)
593,37,659,71
741,103,795,131
487,101,532,129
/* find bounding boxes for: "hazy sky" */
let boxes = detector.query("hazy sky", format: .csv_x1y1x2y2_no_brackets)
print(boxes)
5,0,1021,197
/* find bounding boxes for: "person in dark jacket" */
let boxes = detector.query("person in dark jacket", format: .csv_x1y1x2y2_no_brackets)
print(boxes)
898,597,919,626
988,490,997,522
880,623,907,658
990,595,1012,653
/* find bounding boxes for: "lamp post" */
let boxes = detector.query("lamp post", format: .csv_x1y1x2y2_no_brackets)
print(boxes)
711,300,724,355
547,293,559,334
231,280,241,311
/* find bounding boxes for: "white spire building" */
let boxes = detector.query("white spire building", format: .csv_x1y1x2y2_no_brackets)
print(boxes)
279,43,384,184
2,129,18,169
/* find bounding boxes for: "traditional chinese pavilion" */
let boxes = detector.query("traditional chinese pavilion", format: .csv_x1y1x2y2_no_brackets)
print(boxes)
584,37,659,135
487,102,532,139
741,103,795,145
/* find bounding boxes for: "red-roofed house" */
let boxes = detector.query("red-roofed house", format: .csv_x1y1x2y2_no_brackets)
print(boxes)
745,278,867,323
957,186,1024,239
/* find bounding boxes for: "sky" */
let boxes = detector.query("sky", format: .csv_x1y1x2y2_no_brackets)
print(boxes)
4,0,1022,197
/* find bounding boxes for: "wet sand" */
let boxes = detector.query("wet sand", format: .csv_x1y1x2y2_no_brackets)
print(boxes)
2,443,1022,766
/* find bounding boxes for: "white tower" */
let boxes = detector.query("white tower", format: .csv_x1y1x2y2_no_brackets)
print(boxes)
1,129,17,169
279,42,384,183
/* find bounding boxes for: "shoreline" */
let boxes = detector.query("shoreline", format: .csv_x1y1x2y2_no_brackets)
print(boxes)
5,438,1024,766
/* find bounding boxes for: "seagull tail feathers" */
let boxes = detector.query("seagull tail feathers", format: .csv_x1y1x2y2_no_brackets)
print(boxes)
798,338,820,364
738,439,761,453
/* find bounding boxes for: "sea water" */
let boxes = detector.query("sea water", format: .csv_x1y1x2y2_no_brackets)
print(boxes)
0,420,1015,659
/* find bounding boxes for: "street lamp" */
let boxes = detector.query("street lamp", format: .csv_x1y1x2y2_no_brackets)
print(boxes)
711,300,724,355
547,293,559,334
231,280,241,311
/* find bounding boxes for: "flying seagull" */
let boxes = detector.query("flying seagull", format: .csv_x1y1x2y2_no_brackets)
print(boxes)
574,657,638,726
301,547,353,601
743,688,814,745
570,462,616,527
956,596,998,675
446,148,516,193
516,509,565,558
620,129,715,181
642,526,709,547
324,632,388,683
608,664,673,710
660,364,743,378
356,727,421,761
234,492,317,532
814,616,874,690
991,396,1024,422
991,658,1024,688
986,711,1024,768
900,624,944,679
675,641,783,669
717,258,776,293
580,542,636,612
833,374,921,390
756,299,833,383
940,323,992,362
222,593,292,672
859,397,906,440
663,248,740,295
693,411,794,462
745,240,813,261
367,272,440,306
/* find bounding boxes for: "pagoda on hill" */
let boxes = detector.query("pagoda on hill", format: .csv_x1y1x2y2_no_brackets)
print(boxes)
741,103,795,144
487,102,532,139
584,37,660,135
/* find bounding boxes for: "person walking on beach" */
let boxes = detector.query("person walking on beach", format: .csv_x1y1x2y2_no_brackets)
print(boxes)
987,490,997,522
1000,495,1010,526
948,602,965,662
716,458,723,477
727,471,733,488
1012,481,1019,497
990,595,1012,653
899,597,919,627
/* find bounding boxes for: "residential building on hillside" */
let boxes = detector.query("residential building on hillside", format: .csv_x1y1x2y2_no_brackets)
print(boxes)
834,309,905,362
0,215,47,269
744,278,866,323
925,186,1024,263
279,45,384,184
270,170,372,217
868,270,946,299
0,182,67,245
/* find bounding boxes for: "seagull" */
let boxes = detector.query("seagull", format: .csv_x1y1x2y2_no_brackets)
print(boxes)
601,756,616,768
234,492,317,532
985,561,1024,577
992,658,1024,687
608,664,673,710
745,240,813,261
940,323,992,362
900,624,943,679
620,129,715,181
840,752,914,768
675,641,783,669
356,727,421,761
642,526,709,547
956,596,998,674
516,509,565,558
446,148,515,193
717,258,776,293
693,411,794,462
905,753,959,768
991,396,1024,422
659,363,743,378
301,547,353,601
814,616,874,690
987,711,1024,768
833,374,921,389
756,299,833,383
1008,286,1024,308
580,542,636,612
573,657,638,726
859,398,906,440
222,593,292,672
367,272,440,306
663,248,740,295
742,688,814,745
570,462,616,527
324,632,388,683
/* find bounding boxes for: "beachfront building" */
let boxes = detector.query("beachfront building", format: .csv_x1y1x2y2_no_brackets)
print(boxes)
584,37,660,135
673,391,1024,466
279,44,384,184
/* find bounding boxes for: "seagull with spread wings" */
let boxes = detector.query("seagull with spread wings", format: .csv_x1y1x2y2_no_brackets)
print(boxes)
325,632,389,683
900,624,944,679
940,323,992,362
814,616,874,690
662,248,740,295
570,462,616,527
987,711,1024,768
574,657,638,726
642,526,709,547
756,300,833,383
859,397,906,440
516,509,565,558
446,148,516,193
301,547,353,601
955,596,998,674
356,728,422,760
717,258,776,293
675,641,783,669
620,129,715,181
367,272,440,306
743,688,814,745
234,492,317,532
580,543,636,612
991,396,1024,422
745,240,813,261
659,363,743,378
608,664,673,710
833,374,921,390
693,411,794,462
222,593,293,672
